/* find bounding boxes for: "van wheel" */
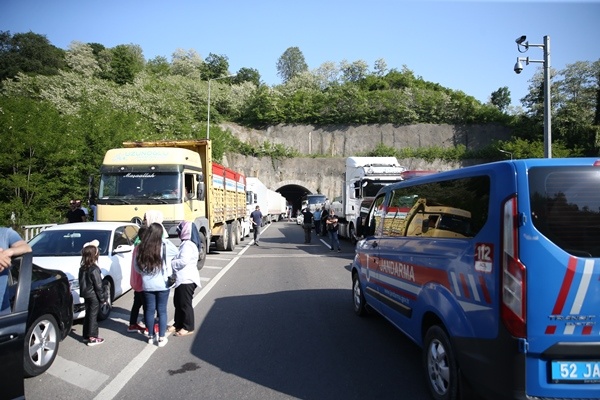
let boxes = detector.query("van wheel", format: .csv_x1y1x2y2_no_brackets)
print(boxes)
423,325,459,400
197,231,207,270
98,280,113,321
24,314,59,377
352,272,367,316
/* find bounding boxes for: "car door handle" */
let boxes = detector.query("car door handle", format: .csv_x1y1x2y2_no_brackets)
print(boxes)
0,333,21,344
372,241,378,248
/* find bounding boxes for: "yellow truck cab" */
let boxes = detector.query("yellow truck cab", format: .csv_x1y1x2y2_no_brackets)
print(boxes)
95,140,248,267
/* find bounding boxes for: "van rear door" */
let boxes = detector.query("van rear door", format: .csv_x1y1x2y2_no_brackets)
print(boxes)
518,161,600,397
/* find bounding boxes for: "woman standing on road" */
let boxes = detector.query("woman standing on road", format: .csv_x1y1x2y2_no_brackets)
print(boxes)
134,223,178,347
169,221,201,336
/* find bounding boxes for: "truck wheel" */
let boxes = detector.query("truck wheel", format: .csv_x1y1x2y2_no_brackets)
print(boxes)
349,224,357,245
226,223,236,251
423,325,459,400
197,231,207,269
215,224,229,251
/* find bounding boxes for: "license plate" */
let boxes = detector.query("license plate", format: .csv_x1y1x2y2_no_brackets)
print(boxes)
551,361,600,383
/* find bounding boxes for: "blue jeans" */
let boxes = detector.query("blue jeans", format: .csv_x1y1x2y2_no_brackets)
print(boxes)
329,230,340,250
144,290,170,337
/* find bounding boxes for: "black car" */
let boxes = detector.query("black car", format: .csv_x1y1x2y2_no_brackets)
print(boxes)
0,253,73,398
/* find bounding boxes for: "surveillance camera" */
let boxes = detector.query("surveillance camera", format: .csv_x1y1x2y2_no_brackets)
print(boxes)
515,35,527,45
514,61,523,74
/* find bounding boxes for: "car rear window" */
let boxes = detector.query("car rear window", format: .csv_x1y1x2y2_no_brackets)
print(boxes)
529,166,600,257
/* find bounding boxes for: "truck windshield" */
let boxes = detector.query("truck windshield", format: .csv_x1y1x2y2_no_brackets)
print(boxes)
529,166,600,257
99,172,181,200
301,194,327,209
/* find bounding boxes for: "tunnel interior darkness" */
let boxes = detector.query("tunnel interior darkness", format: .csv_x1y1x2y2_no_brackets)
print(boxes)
276,184,312,216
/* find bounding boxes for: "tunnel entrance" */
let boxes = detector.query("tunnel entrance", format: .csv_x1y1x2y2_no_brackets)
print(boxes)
277,184,312,217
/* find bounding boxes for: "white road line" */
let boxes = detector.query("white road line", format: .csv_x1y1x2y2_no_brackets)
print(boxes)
94,237,254,400
202,266,223,270
50,356,109,392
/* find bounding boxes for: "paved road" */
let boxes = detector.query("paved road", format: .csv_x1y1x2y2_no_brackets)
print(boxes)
25,221,432,400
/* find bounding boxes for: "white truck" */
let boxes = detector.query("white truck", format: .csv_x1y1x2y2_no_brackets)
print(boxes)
330,157,406,243
246,177,269,228
266,189,287,222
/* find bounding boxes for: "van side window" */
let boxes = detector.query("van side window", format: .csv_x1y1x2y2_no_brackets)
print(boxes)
383,193,418,237
387,176,489,238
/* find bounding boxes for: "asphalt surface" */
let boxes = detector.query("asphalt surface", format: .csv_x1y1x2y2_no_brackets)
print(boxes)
24,221,433,400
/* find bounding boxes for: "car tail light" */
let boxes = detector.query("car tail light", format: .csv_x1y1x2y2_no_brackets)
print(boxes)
501,196,527,338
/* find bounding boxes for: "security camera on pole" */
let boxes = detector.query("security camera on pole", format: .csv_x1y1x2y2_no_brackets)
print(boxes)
513,35,552,158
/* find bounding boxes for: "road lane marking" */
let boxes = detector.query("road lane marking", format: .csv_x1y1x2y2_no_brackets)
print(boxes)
50,356,109,392
94,234,255,400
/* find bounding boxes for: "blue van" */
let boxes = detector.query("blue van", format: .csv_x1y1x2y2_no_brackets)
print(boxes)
352,158,600,400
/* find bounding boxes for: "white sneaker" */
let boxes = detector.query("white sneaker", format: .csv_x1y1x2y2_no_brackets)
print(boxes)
158,337,168,347
147,335,154,345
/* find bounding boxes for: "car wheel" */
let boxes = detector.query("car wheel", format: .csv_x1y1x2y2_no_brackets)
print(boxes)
97,280,113,321
197,231,207,270
423,325,459,400
24,314,59,377
352,272,367,316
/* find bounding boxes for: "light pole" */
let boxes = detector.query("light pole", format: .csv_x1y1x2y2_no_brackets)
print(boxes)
499,149,513,160
207,74,236,140
514,35,551,158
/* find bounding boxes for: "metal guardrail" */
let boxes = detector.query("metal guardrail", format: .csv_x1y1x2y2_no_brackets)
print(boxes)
22,224,57,241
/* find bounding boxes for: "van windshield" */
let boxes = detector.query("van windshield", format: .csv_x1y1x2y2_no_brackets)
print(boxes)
529,167,600,257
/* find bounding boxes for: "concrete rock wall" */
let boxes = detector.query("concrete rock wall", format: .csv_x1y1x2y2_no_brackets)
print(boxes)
221,122,511,156
221,122,501,201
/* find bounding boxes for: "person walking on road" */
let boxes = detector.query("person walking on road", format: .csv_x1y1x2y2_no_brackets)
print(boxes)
325,209,341,252
250,206,263,246
134,222,178,347
301,208,314,244
313,207,322,236
169,221,201,337
320,205,328,236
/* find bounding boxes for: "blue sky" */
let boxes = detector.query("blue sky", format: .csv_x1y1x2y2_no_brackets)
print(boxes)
2,0,599,108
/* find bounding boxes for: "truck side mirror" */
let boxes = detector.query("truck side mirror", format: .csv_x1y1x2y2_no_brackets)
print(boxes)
197,182,205,200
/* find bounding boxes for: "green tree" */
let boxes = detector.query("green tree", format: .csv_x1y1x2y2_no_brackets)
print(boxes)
339,59,369,83
146,56,171,76
490,86,511,112
0,31,66,82
109,44,145,85
202,53,230,80
234,67,261,86
276,47,308,83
